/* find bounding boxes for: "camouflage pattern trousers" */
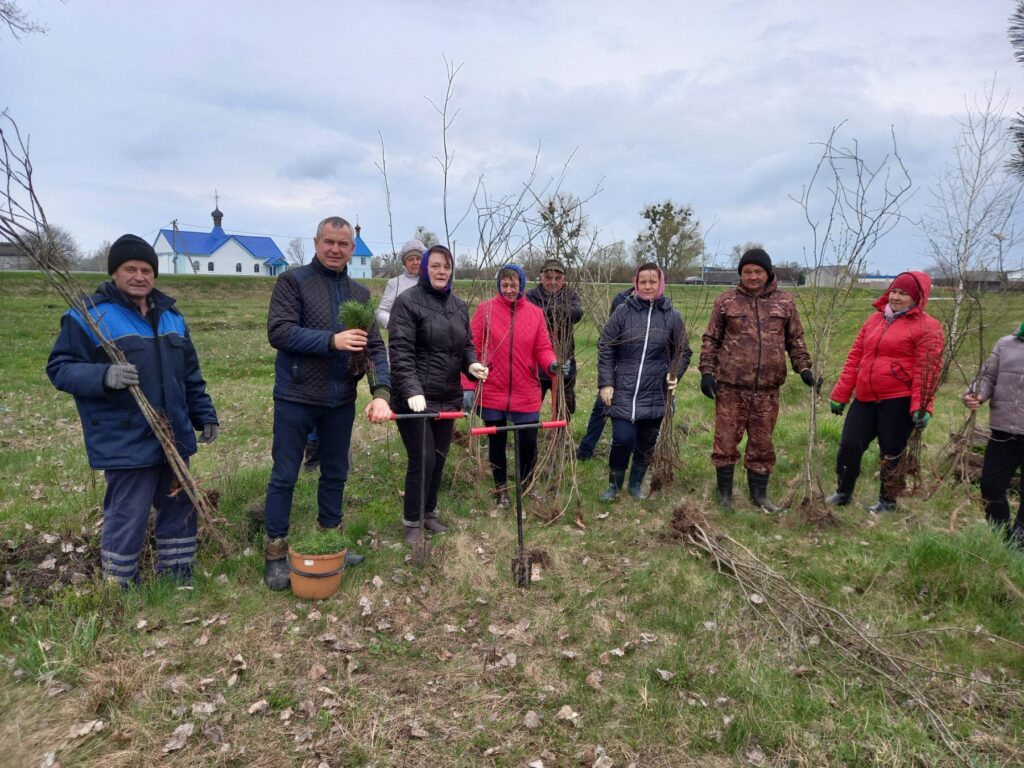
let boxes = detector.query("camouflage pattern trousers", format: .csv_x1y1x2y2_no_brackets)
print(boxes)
711,385,781,474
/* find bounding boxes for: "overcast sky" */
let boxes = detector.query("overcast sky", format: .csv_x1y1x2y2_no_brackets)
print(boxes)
3,0,1022,273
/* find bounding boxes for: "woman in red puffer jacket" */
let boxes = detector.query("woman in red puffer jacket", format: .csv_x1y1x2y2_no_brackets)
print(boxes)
828,271,944,513
471,264,558,507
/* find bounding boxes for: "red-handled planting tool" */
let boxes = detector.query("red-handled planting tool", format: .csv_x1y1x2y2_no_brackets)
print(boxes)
389,410,466,565
470,419,567,586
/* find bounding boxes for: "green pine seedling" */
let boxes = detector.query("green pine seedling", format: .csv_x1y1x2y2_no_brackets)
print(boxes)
289,527,350,556
337,299,379,384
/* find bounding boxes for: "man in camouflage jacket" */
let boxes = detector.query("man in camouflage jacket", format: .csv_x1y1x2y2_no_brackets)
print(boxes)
698,248,813,511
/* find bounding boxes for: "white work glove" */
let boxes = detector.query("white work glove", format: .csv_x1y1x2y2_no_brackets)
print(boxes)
599,386,614,407
408,395,426,413
666,373,678,394
468,362,488,382
104,363,139,390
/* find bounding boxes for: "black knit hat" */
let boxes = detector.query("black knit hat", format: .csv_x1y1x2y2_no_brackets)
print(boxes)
108,234,159,277
737,248,773,281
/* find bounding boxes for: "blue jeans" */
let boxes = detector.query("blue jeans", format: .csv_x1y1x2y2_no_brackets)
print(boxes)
264,399,354,539
102,461,196,586
577,393,608,457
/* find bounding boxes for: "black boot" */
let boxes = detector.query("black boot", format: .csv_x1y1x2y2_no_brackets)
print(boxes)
302,440,320,472
628,463,648,498
716,465,735,510
263,536,290,591
748,470,783,513
866,498,897,514
600,470,626,502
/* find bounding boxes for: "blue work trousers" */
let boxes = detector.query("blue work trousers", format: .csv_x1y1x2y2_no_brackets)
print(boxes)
101,461,197,586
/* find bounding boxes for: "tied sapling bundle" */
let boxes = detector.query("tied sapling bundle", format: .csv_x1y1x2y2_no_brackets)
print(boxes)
337,298,379,386
649,335,689,496
891,334,944,499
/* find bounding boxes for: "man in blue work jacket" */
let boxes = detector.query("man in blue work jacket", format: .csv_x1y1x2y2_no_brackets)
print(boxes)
47,234,219,587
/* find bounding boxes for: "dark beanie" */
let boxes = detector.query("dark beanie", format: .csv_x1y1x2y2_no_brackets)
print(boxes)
889,273,921,303
108,234,159,277
737,248,773,281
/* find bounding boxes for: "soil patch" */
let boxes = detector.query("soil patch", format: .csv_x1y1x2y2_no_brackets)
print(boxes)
1,531,100,605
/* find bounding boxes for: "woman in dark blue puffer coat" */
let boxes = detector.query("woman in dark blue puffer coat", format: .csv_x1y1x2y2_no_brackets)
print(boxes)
597,263,691,500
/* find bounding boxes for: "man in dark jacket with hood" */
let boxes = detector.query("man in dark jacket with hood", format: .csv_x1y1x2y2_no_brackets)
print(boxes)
48,234,219,587
263,216,392,589
525,259,583,416
699,248,813,511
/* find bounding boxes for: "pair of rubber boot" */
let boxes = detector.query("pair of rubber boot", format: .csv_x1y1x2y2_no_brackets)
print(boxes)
599,463,648,502
715,465,783,513
264,524,365,591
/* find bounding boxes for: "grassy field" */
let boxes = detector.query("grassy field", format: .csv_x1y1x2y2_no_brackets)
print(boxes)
0,270,1022,767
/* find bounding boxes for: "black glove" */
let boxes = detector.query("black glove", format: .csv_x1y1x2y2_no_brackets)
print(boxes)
830,400,846,416
700,372,717,400
547,361,560,375
104,363,139,390
800,369,815,387
198,423,220,444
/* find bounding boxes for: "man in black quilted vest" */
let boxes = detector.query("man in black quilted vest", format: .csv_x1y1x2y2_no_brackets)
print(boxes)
262,216,392,589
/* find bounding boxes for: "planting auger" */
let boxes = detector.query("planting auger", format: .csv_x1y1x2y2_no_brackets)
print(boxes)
388,410,466,566
471,419,567,587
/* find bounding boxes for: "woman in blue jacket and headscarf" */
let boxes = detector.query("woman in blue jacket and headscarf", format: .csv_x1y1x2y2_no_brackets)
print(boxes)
597,263,691,500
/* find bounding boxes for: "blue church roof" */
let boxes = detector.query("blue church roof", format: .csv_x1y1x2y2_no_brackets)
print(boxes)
353,233,373,258
157,227,286,265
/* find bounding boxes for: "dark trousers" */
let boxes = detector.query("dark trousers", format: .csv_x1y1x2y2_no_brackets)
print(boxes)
101,462,196,586
264,399,354,540
397,417,455,526
835,397,914,502
485,412,539,488
540,376,576,416
577,394,609,458
609,417,660,472
980,430,1024,530
712,385,780,474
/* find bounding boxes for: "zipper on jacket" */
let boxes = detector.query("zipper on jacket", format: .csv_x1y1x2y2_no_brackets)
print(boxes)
753,296,762,391
505,300,516,412
146,300,168,410
631,301,654,422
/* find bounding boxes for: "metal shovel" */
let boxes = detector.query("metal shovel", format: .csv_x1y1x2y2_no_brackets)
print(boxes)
471,418,567,587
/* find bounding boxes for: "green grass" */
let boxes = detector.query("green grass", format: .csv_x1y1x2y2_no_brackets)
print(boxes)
0,271,1022,766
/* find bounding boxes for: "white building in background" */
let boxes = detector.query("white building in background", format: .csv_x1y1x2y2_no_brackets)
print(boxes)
152,207,288,277
348,223,373,280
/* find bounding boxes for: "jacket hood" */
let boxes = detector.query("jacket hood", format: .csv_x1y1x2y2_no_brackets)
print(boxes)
495,263,527,300
873,271,932,313
419,245,454,294
633,263,666,300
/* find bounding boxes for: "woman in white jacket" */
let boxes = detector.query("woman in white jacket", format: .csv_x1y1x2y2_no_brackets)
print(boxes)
376,240,426,329
963,320,1024,548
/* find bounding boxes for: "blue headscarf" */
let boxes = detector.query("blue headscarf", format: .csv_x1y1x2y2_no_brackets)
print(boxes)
495,263,527,300
419,245,453,294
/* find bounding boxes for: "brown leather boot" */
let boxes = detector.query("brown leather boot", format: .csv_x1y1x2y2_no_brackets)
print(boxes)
263,536,289,591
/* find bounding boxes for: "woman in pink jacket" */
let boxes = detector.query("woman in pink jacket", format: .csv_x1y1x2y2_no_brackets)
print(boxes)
828,272,944,512
472,264,558,507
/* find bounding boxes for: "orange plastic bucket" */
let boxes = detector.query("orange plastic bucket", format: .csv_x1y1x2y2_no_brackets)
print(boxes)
288,548,346,600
